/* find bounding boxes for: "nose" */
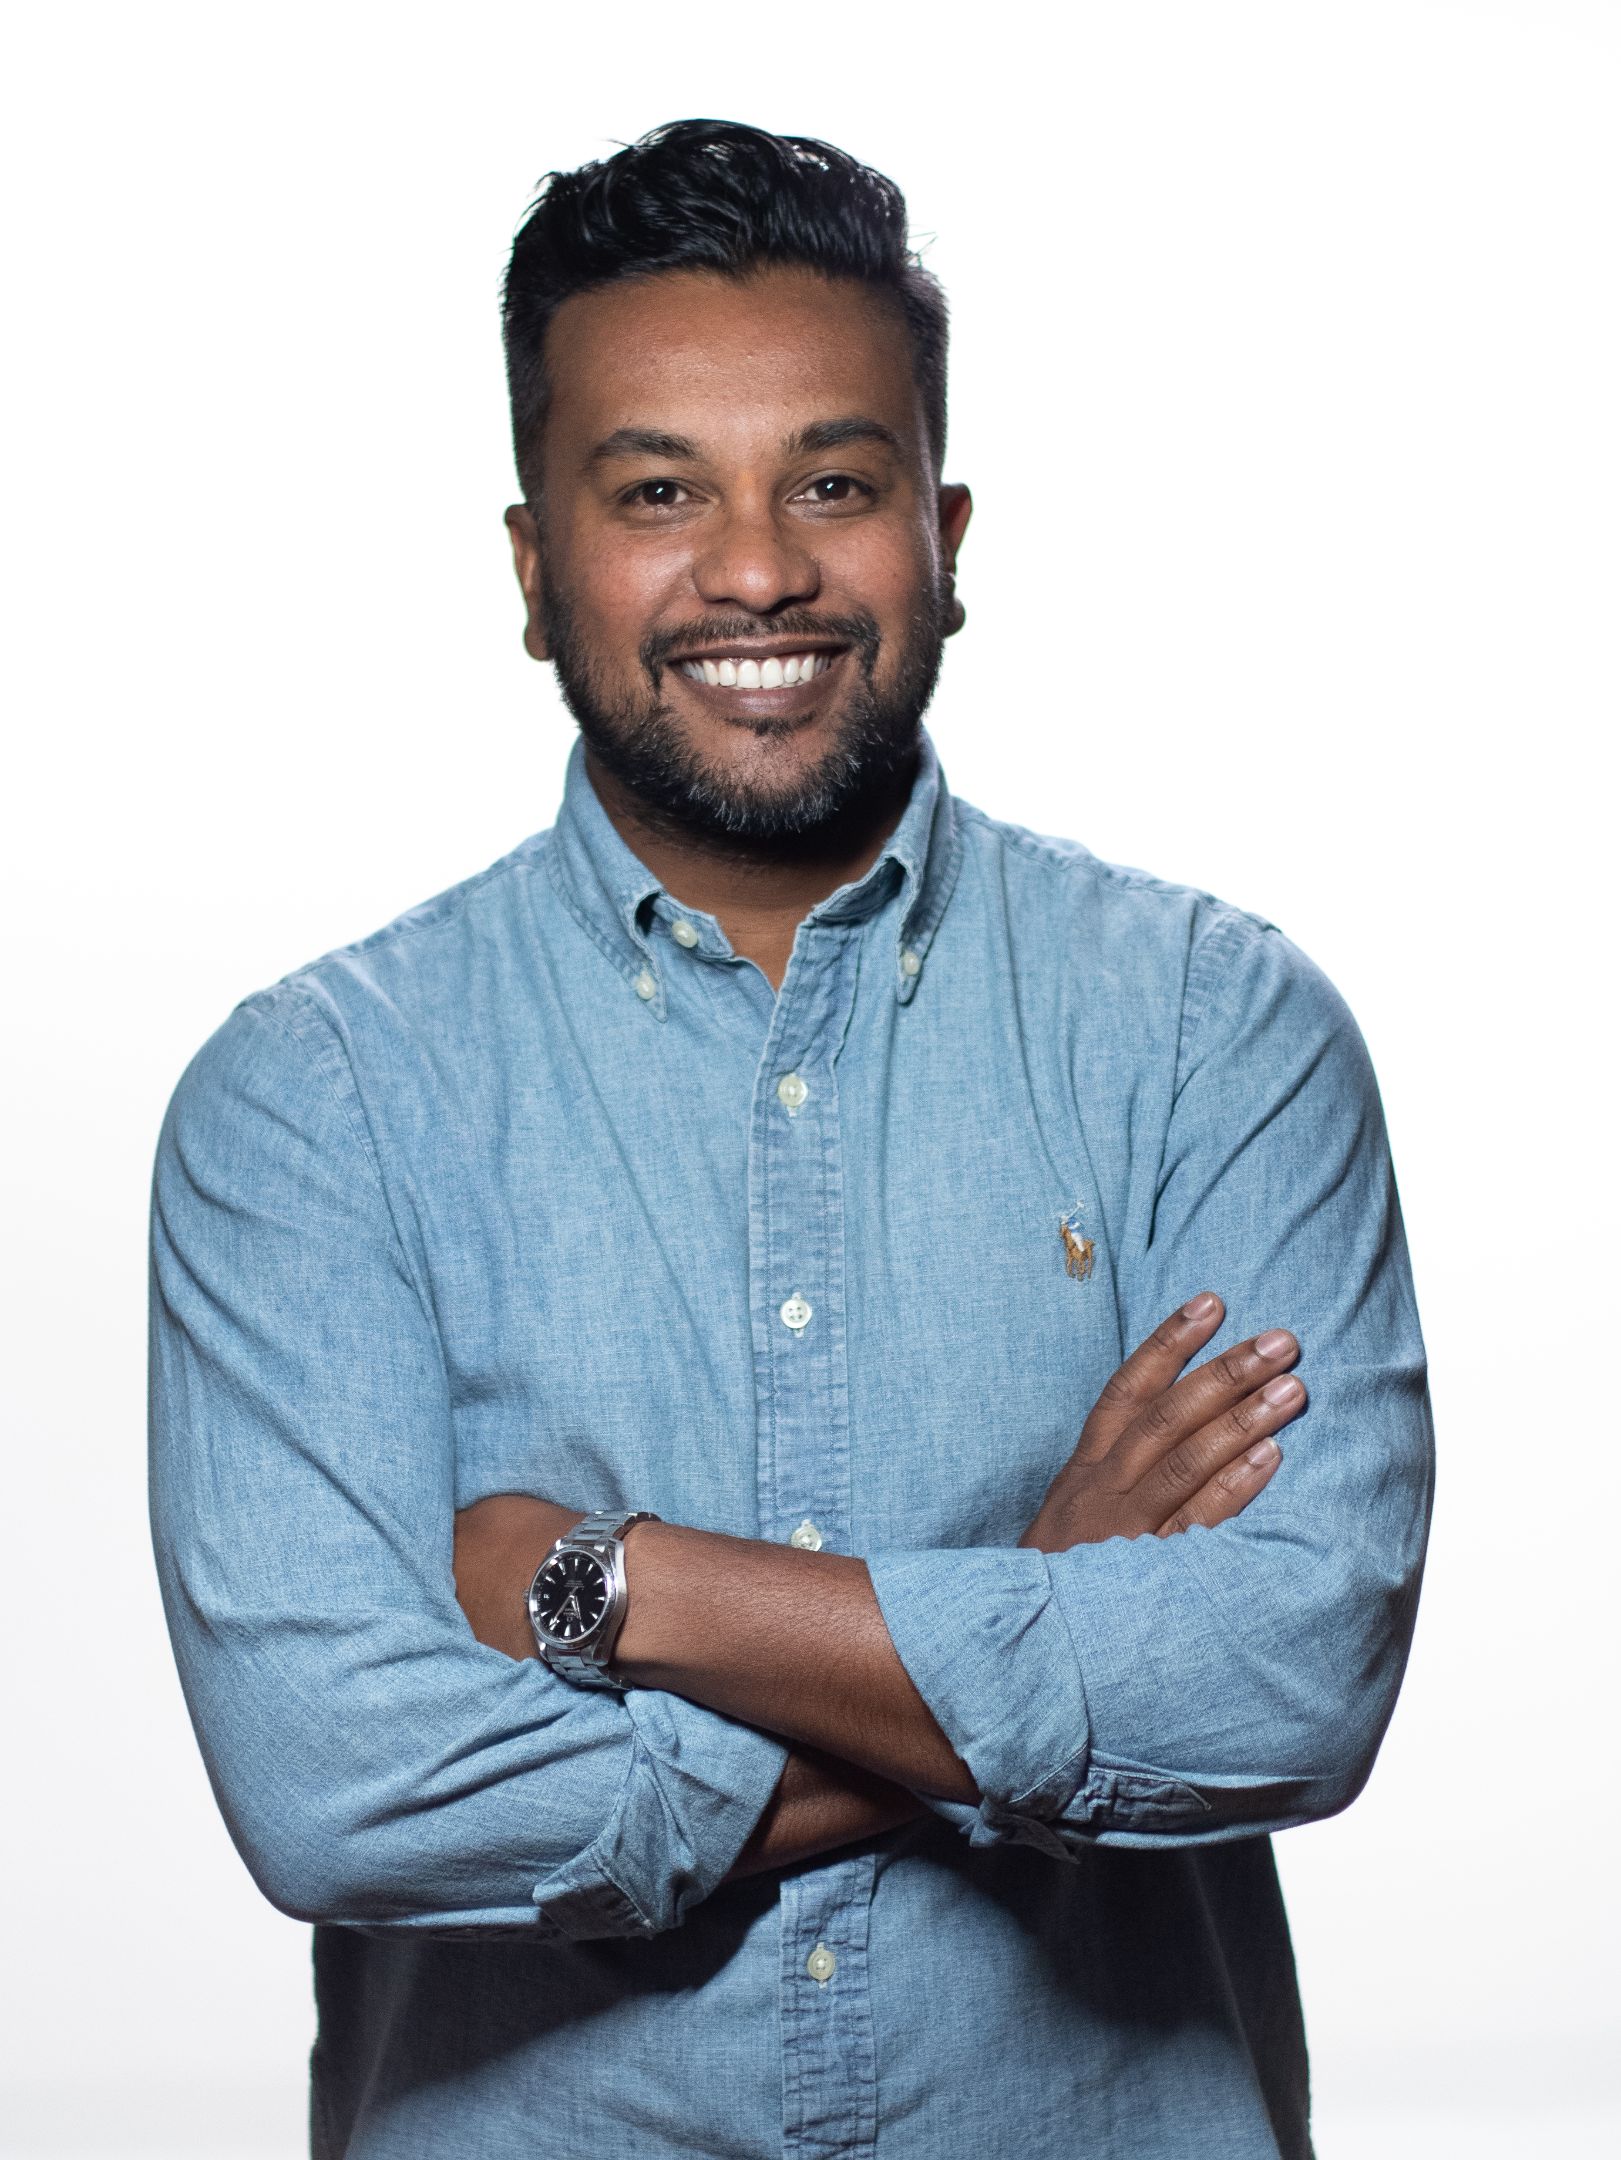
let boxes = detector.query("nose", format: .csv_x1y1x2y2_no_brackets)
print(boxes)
691,492,820,615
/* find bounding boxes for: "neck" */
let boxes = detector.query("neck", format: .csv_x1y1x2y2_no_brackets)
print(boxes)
583,747,917,992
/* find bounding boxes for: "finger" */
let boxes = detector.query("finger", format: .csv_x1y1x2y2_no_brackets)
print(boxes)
1156,1429,1284,1537
1074,1293,1227,1462
1137,1371,1307,1523
1110,1327,1301,1488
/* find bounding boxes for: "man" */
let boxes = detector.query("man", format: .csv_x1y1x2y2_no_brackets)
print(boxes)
149,119,1433,2159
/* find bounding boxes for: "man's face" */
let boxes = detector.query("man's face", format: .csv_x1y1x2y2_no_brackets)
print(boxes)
506,264,971,845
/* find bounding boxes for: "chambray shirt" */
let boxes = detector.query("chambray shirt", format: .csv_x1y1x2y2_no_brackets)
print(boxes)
149,733,1433,2159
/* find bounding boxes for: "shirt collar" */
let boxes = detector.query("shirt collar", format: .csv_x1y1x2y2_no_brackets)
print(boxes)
544,730,961,1009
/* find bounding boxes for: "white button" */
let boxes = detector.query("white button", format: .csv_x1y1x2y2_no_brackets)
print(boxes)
776,1071,809,1112
788,1518,824,1551
670,918,700,949
779,1295,813,1333
632,969,657,1000
900,947,922,977
805,1943,837,1984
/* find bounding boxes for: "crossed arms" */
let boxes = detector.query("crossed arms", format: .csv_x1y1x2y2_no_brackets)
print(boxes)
452,1295,1309,1876
149,916,1433,1940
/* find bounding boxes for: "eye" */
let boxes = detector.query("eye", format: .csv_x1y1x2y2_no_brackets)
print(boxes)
622,478,693,512
794,473,875,508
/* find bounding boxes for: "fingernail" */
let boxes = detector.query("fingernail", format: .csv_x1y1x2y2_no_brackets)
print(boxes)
1262,1375,1301,1406
1256,1329,1295,1359
1182,1293,1220,1319
1247,1438,1280,1466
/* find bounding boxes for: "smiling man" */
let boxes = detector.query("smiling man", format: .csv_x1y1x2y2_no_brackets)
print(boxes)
149,121,1434,2160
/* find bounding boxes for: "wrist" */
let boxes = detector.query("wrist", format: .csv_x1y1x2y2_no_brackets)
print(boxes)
453,1494,585,1662
611,1518,698,1680
726,1746,926,1881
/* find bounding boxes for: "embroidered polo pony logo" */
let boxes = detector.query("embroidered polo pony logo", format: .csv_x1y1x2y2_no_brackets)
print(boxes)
1059,1201,1095,1282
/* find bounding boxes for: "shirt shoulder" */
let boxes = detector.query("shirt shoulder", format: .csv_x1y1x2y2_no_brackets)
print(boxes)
952,794,1278,963
947,795,1364,1079
229,825,563,1045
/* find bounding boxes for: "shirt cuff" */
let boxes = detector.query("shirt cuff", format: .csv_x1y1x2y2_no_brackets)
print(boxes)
868,1548,1212,1855
866,1548,1093,1855
529,1688,787,1941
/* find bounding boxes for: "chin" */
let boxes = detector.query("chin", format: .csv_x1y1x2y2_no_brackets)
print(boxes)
561,643,932,847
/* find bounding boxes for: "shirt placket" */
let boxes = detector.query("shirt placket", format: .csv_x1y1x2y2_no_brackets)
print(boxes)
748,918,879,2160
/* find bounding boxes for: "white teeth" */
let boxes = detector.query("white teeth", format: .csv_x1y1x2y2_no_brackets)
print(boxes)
678,651,833,687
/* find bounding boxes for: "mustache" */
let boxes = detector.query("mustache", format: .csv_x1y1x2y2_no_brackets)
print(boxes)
641,609,881,675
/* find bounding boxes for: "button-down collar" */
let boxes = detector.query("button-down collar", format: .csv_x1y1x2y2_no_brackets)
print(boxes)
545,731,961,1008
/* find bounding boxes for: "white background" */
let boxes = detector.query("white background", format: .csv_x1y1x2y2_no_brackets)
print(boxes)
3,3,1616,2154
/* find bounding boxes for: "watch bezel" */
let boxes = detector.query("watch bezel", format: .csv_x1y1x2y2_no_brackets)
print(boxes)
529,1529,639,1658
527,1542,618,1653
525,1513,659,1685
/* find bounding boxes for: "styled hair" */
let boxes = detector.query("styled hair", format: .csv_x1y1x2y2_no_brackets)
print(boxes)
501,118,949,502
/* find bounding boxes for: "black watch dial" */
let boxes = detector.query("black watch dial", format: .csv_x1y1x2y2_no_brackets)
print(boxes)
531,1548,612,1644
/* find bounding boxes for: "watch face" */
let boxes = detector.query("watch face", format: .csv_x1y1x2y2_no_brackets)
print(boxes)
531,1549,612,1645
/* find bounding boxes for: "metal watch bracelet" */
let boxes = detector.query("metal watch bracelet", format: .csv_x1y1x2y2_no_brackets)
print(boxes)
527,1509,661,1688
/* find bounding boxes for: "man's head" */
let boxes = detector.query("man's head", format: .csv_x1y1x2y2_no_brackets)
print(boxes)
501,119,971,852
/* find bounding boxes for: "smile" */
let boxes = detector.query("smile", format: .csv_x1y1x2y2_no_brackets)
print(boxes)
674,650,840,689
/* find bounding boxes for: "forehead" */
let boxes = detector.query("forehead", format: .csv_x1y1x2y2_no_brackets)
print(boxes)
541,264,923,459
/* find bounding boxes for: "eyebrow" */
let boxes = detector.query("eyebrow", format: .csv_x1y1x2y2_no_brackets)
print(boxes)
586,427,700,469
783,415,904,459
584,414,905,471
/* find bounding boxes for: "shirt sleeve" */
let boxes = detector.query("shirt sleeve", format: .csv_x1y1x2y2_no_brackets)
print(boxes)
866,909,1435,1854
149,989,786,1939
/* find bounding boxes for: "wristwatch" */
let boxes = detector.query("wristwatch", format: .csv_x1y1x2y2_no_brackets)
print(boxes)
526,1509,662,1689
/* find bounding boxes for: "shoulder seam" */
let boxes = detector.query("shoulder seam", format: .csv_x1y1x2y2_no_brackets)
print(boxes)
1177,909,1284,1092
240,985,437,1321
236,986,388,1192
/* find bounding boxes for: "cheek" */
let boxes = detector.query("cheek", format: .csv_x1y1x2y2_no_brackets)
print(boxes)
577,526,657,605
567,534,682,663
860,533,940,658
824,515,932,610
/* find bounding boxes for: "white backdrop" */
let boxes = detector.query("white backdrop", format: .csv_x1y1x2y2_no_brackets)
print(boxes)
3,4,1616,2154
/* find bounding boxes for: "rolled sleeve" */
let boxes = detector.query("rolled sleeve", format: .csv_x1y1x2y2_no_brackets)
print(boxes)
869,910,1434,1853
149,990,785,1940
532,1690,786,1941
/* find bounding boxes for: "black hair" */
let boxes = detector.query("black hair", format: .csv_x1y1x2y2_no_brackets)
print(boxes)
501,118,949,503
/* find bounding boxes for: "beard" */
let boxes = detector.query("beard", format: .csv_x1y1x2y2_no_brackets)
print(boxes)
537,568,951,856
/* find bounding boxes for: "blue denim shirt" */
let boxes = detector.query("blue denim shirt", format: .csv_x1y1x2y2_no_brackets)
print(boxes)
149,733,1433,2159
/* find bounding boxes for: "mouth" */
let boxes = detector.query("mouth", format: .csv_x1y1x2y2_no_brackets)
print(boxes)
660,642,853,719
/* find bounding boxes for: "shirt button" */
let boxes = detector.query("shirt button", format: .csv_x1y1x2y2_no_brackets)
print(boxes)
632,969,657,1001
776,1071,809,1112
779,1294,813,1333
900,947,922,978
670,918,700,949
788,1518,824,1552
805,1943,837,1985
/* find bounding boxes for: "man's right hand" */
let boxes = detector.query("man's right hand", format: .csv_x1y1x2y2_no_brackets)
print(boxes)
1018,1293,1305,1553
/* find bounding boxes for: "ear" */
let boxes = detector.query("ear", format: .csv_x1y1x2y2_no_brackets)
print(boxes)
504,504,551,662
937,483,972,637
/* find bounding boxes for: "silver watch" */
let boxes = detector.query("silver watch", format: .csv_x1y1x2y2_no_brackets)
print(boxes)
526,1509,661,1689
